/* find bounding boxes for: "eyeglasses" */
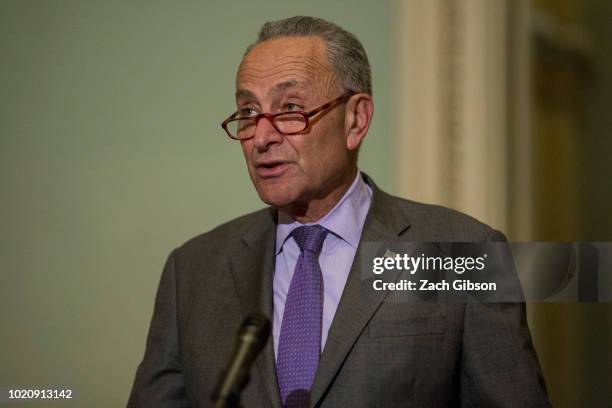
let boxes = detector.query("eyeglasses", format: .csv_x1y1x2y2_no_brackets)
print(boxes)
221,92,354,141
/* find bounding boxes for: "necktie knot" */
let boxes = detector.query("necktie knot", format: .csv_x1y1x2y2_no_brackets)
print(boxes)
291,225,328,254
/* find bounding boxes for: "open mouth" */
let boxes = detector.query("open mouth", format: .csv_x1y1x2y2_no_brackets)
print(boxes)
256,162,290,178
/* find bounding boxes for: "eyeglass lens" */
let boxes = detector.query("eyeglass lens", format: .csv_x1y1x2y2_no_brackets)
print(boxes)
227,112,307,139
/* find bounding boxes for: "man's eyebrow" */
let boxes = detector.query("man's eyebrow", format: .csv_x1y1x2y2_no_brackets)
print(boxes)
235,89,255,100
235,81,306,100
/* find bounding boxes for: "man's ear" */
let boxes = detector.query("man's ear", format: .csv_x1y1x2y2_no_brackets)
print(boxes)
344,94,374,151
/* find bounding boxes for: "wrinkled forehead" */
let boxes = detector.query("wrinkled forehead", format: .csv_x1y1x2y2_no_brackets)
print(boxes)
236,36,338,99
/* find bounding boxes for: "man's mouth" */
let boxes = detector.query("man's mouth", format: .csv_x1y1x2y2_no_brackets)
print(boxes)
255,161,291,178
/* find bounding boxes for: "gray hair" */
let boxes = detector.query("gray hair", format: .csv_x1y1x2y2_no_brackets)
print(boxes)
245,16,372,95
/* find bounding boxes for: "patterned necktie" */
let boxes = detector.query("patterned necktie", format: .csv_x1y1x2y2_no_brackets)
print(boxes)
277,225,328,408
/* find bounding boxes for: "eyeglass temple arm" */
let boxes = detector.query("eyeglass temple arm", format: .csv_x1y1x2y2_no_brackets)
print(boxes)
306,92,355,118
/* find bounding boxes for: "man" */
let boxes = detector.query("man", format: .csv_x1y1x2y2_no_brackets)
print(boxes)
128,16,550,407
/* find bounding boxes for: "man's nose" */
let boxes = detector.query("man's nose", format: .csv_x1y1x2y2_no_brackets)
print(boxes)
252,116,283,152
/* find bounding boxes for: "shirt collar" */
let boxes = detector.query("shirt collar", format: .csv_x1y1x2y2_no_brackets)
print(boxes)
275,171,373,255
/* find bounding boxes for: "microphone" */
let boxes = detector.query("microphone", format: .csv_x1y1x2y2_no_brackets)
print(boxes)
211,313,271,408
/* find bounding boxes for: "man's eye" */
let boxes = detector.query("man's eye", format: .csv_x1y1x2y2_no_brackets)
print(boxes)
239,108,257,117
283,103,301,111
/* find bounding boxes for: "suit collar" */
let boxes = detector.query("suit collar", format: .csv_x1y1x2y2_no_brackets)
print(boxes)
361,172,412,237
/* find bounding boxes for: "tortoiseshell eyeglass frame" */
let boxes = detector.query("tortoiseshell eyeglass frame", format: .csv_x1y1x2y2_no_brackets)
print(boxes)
221,91,356,140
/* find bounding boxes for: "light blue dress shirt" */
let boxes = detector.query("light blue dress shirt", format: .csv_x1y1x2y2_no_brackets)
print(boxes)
273,171,373,359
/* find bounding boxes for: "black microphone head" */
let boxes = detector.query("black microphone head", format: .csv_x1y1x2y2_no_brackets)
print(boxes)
210,314,271,406
239,313,271,349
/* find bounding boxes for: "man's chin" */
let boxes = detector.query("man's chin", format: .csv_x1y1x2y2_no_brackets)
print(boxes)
255,185,300,210
258,193,295,210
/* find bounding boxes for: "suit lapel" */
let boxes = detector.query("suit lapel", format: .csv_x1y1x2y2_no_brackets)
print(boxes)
310,178,411,406
228,208,283,408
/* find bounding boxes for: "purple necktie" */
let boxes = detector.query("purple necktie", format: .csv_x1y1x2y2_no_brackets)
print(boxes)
276,225,328,408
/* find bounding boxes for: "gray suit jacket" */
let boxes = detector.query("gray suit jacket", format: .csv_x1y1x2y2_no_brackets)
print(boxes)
128,174,550,407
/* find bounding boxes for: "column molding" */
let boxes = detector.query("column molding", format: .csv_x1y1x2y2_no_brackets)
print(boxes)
395,0,522,234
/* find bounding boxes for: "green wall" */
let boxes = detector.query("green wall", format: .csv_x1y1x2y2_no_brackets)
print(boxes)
0,1,394,406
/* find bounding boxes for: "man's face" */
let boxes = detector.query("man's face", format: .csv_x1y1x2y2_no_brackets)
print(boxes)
236,36,353,214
